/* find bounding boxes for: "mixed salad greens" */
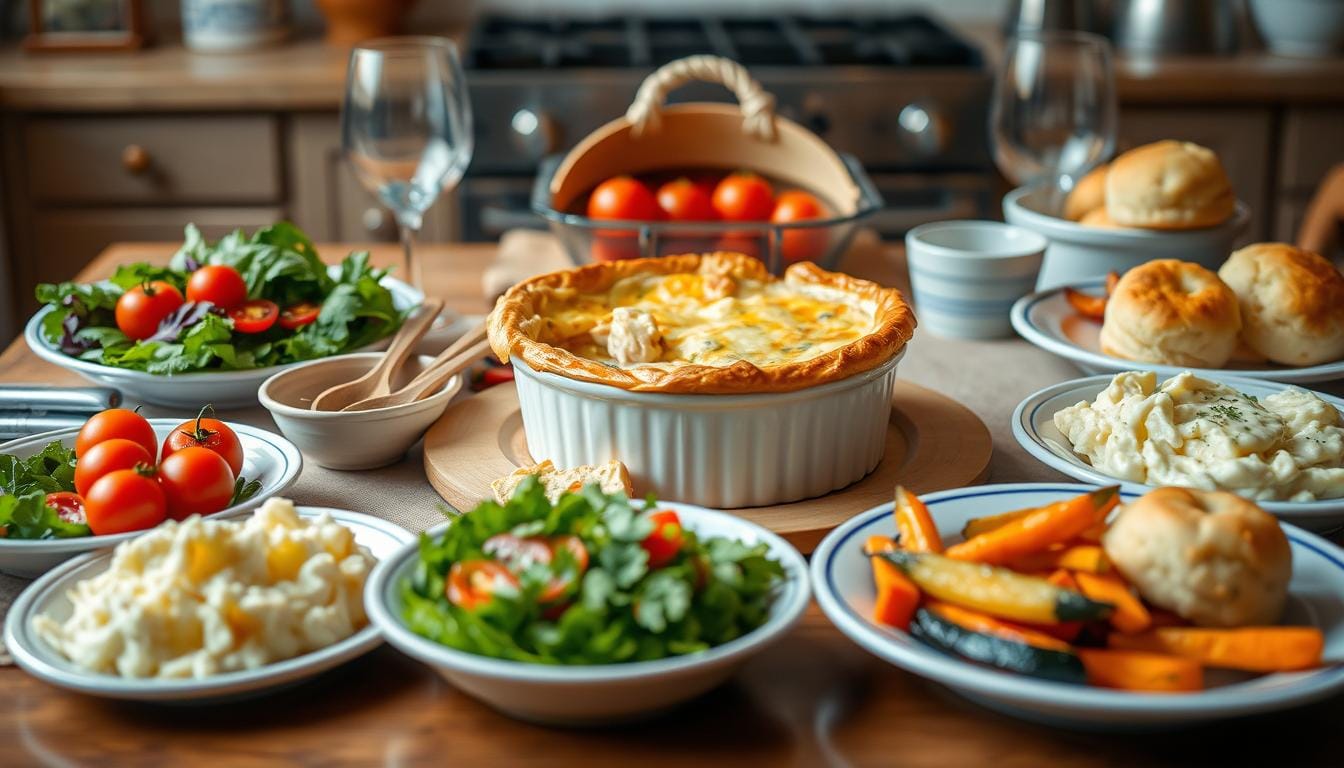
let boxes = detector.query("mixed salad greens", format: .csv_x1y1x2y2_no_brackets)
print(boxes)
0,441,90,539
36,222,407,374
402,478,786,664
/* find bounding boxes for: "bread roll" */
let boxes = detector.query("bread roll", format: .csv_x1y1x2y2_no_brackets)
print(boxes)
1105,140,1235,230
1064,164,1109,221
1218,242,1344,366
1102,487,1291,627
491,459,633,504
1079,206,1121,229
1100,259,1241,367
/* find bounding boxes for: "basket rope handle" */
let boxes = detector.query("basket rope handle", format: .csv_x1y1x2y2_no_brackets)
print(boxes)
626,55,777,142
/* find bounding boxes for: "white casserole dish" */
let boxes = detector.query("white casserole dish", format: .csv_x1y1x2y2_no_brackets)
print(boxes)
511,350,904,508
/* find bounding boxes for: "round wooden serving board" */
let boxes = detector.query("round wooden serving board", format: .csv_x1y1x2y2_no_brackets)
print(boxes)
423,380,992,553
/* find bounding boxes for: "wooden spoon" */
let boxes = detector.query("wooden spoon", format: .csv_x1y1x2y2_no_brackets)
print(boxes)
309,298,443,412
342,336,492,412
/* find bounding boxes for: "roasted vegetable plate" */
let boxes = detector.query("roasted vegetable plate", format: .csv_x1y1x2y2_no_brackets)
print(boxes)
810,483,1344,728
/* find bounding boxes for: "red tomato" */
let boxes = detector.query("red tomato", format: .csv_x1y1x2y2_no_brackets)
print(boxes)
656,178,718,221
591,233,642,262
715,233,763,260
771,190,831,263
115,281,185,341
641,510,685,569
279,301,322,330
157,446,236,520
481,365,515,387
75,438,153,497
228,299,279,334
185,264,248,308
45,492,86,525
712,172,776,222
447,560,521,610
161,406,244,476
75,408,157,458
84,469,167,535
587,176,662,221
484,533,590,604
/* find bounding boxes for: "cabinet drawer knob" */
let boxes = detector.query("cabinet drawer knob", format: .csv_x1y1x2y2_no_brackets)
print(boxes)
121,144,151,174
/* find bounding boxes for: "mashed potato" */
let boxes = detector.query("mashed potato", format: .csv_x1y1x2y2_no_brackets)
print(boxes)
1053,371,1344,502
33,498,373,679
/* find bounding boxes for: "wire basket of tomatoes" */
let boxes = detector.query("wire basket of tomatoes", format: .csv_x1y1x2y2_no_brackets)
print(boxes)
531,55,883,273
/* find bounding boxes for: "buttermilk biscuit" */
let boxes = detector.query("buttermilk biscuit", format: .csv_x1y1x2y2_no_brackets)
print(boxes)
1103,487,1291,627
1080,206,1122,229
1105,140,1235,230
1100,259,1241,367
1218,242,1344,366
1064,163,1109,221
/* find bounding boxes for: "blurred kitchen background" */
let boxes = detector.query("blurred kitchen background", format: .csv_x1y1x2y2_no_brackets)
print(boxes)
0,0,1341,343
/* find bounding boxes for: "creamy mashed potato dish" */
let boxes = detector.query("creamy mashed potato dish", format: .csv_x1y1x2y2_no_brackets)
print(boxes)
1054,371,1344,502
34,498,373,679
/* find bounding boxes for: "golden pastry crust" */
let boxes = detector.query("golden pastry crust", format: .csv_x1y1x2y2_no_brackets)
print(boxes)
487,252,916,394
1064,164,1108,221
1218,242,1344,366
1105,140,1235,230
1100,259,1241,367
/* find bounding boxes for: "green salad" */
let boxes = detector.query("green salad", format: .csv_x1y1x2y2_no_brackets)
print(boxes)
402,479,786,664
0,441,89,539
36,222,406,374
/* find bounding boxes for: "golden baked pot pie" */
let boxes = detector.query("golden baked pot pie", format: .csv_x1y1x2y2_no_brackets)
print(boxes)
487,252,915,394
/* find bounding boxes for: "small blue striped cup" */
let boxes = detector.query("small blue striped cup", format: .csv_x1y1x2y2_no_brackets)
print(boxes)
905,221,1047,340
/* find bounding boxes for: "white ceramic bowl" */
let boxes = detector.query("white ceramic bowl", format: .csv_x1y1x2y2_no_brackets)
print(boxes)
24,269,421,408
1249,0,1344,57
4,507,414,703
259,352,462,471
905,220,1046,340
365,501,811,725
1013,373,1344,531
812,483,1344,729
511,350,903,508
1003,186,1250,290
0,419,301,578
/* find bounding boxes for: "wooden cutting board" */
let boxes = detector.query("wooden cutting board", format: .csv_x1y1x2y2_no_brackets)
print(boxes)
423,380,992,553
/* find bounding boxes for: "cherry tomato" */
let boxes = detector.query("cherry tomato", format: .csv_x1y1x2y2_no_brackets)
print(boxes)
75,408,157,458
771,190,830,263
279,301,322,330
484,533,590,604
85,468,167,535
161,405,244,476
481,365,515,387
74,438,153,497
115,281,185,341
715,233,762,260
591,232,642,262
45,492,86,525
712,172,776,222
228,299,279,334
185,264,248,309
447,560,521,610
641,510,685,569
587,176,662,221
656,178,718,221
157,446,236,520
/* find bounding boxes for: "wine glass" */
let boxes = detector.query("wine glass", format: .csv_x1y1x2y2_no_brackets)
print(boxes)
990,31,1116,213
342,37,473,293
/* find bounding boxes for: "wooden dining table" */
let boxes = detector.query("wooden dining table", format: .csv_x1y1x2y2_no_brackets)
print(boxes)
0,239,1339,767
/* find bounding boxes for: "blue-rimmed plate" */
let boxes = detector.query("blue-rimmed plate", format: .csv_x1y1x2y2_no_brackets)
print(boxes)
0,418,302,577
811,483,1344,729
1010,279,1344,384
1013,374,1344,532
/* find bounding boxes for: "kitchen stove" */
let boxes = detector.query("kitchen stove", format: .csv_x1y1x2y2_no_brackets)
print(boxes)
459,14,993,241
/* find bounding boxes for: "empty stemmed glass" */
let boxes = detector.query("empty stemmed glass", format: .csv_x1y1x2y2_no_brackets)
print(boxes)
990,31,1117,212
341,37,473,293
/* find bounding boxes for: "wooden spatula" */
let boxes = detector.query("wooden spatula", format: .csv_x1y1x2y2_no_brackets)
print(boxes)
342,331,491,412
309,298,443,412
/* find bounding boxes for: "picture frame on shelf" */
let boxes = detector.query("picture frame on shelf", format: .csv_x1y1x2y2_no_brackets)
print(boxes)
23,0,148,53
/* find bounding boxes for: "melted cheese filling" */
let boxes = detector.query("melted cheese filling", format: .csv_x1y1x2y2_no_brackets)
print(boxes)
536,272,875,369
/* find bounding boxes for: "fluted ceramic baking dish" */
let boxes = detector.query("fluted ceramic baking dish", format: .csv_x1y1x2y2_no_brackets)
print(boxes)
511,350,904,508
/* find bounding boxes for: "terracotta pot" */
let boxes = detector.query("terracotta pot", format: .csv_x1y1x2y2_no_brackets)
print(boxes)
315,0,418,46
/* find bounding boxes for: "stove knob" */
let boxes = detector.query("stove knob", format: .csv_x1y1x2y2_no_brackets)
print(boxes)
895,103,947,158
511,108,560,160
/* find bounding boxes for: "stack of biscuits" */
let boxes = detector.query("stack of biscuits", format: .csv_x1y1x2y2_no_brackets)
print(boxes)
1064,140,1236,231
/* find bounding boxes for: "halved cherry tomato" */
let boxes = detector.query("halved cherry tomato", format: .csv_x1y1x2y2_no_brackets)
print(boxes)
75,438,153,496
771,190,830,263
712,172,776,222
45,492,86,525
641,510,684,569
280,301,322,330
162,405,244,476
115,281,185,341
75,408,157,458
484,533,590,604
186,264,248,309
587,176,662,221
229,299,279,334
84,468,167,535
656,178,718,221
482,365,515,387
447,560,521,610
1064,286,1107,321
157,446,236,520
